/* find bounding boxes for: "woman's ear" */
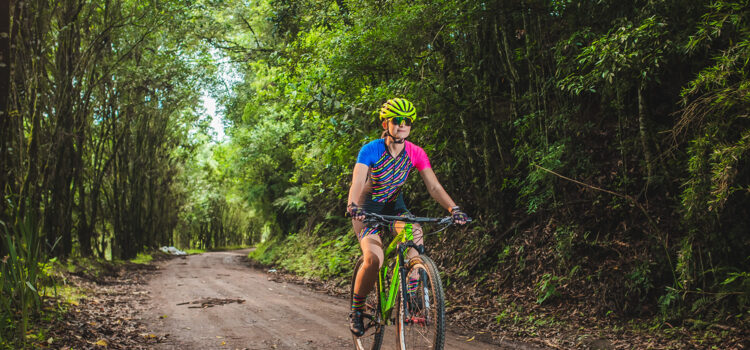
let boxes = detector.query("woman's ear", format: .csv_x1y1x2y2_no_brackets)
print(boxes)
382,120,388,129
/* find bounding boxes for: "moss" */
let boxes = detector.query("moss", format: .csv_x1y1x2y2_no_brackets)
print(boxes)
129,253,153,264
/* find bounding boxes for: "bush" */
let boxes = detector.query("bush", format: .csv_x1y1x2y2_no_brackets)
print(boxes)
0,211,56,346
249,233,360,280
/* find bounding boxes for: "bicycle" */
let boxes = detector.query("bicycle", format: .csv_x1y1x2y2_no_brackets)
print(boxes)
350,211,470,350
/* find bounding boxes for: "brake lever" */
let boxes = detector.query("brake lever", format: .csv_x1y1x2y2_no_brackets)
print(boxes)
440,216,473,225
439,217,453,225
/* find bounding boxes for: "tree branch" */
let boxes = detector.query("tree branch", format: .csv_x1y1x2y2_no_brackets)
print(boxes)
531,163,663,239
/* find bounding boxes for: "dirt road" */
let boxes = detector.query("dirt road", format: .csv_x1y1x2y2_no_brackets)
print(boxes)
142,249,522,349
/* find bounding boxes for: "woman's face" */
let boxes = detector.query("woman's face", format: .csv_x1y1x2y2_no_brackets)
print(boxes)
384,118,412,140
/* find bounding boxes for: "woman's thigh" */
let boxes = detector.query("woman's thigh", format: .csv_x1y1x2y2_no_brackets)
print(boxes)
353,219,384,268
359,235,384,269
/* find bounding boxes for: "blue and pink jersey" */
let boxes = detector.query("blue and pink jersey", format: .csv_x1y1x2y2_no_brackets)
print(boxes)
356,139,431,203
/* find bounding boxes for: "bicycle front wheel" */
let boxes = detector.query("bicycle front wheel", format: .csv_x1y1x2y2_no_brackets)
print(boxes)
396,255,445,350
351,256,384,350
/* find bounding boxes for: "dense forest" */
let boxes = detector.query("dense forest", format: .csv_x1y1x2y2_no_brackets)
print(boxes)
2,0,748,347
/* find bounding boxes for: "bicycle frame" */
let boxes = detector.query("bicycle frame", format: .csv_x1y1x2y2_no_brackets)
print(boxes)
376,222,424,325
351,211,468,349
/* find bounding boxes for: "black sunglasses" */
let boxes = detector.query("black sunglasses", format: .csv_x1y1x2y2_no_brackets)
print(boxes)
389,117,413,126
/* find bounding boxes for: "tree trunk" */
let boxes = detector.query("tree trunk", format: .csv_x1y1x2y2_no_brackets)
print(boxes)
45,0,83,257
76,160,93,256
638,84,653,190
496,15,519,120
16,1,49,221
0,0,11,222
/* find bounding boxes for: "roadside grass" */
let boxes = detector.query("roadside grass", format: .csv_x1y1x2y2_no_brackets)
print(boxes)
171,245,247,255
184,248,206,255
208,245,249,252
130,252,153,264
1,254,116,349
42,284,86,308
249,233,359,281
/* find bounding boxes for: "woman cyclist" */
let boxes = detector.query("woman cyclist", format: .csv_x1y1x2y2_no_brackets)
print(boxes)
346,98,469,336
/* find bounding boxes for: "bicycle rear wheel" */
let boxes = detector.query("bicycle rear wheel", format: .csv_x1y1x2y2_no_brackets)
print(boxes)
351,256,384,350
396,255,445,350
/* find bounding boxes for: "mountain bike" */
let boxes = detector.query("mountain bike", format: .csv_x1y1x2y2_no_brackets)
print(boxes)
350,212,470,350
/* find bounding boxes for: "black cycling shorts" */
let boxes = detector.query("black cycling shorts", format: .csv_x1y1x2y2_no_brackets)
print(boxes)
357,194,411,240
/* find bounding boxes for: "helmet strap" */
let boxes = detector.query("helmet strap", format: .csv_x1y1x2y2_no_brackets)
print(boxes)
384,128,406,144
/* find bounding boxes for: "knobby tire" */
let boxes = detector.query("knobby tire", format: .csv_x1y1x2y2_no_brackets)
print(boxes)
397,255,445,350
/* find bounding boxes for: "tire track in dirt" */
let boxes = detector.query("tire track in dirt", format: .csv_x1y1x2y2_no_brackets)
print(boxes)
141,249,536,349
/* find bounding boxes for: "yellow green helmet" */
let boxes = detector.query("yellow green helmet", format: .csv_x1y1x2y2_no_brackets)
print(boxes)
379,98,416,122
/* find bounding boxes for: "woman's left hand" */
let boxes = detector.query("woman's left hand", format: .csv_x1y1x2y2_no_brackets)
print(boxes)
451,206,469,225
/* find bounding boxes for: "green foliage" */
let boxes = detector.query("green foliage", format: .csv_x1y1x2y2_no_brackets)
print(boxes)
174,141,255,250
249,229,359,280
207,245,250,252
536,273,563,305
554,224,577,266
4,0,226,260
626,260,655,303
559,16,671,93
497,245,512,265
659,287,681,317
672,0,750,315
130,253,153,265
722,272,750,310
518,142,567,213
0,211,55,345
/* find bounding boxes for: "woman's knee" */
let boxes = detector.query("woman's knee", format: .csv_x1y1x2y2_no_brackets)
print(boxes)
413,223,423,234
360,233,384,269
363,252,381,269
412,224,424,242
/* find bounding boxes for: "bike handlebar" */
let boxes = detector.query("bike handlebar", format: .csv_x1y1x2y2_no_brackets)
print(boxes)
355,211,472,225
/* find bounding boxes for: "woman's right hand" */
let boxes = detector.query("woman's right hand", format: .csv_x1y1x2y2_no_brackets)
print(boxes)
347,203,365,221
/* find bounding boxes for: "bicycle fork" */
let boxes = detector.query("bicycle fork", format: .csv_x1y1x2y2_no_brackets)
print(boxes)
398,241,424,321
